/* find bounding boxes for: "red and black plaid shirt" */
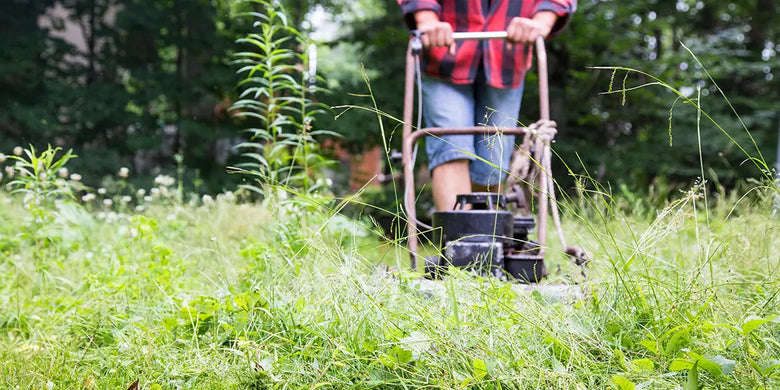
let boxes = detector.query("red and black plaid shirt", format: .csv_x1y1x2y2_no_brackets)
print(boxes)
399,0,576,89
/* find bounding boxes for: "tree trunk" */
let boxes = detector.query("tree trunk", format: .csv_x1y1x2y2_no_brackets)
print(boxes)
87,0,96,84
749,0,776,52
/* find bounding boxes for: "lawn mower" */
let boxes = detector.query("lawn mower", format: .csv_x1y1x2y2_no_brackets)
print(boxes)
401,31,588,283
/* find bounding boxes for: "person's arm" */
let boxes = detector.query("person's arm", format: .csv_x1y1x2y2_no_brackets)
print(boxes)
505,11,558,49
505,0,577,49
414,10,456,55
398,1,456,55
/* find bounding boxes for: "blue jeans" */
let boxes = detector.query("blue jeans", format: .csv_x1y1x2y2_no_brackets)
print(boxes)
422,70,524,186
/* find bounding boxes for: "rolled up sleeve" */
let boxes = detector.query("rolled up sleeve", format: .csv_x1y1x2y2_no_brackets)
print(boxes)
399,0,442,29
534,0,577,36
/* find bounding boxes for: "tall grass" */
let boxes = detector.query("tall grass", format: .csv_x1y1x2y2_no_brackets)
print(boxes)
0,142,778,390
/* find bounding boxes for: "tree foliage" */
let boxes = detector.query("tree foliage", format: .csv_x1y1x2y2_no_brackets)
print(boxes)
549,0,779,192
0,0,251,192
320,0,779,193
0,0,777,195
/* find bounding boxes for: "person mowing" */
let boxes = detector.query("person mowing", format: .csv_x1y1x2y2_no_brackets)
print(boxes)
398,0,576,211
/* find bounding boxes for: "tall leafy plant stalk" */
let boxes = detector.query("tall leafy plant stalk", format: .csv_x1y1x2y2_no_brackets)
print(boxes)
6,145,78,257
7,145,77,208
231,0,332,197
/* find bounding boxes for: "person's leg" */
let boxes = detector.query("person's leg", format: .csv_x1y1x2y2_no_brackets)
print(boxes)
431,160,471,210
422,75,476,211
471,77,524,192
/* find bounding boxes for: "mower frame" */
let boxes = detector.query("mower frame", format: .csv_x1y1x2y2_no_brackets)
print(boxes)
402,32,553,271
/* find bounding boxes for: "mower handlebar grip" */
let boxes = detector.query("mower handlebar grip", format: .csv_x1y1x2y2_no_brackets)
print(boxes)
451,31,508,40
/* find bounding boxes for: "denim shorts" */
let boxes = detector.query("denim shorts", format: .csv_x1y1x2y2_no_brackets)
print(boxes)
422,70,523,186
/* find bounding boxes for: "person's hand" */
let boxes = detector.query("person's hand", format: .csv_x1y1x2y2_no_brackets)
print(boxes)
506,12,557,50
415,10,457,56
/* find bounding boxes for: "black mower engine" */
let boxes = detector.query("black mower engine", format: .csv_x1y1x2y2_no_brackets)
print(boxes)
425,193,547,283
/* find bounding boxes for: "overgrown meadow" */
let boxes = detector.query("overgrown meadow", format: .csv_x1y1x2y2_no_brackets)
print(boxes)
0,143,779,390
2,1,780,389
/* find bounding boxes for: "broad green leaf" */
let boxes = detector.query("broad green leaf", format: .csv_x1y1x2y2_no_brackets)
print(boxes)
390,346,412,365
687,352,725,376
706,354,736,376
611,375,636,390
669,358,694,372
531,290,544,304
162,317,179,331
684,361,700,390
631,358,655,372
742,316,776,336
233,293,249,311
472,358,487,380
613,349,630,371
545,336,571,362
664,328,690,357
760,360,780,375
671,352,734,377
701,321,742,333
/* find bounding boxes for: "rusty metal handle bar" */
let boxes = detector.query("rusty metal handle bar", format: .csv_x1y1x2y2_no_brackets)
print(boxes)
407,127,531,145
402,34,550,270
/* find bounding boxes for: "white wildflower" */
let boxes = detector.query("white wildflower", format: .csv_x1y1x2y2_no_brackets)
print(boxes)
0,153,6,163
82,193,96,202
201,194,214,206
70,173,82,182
13,146,23,156
143,195,153,202
135,205,145,212
154,174,175,187
103,198,113,207
118,167,130,178
151,187,160,197
223,191,235,203
136,188,146,197
121,195,132,203
4,166,13,178
58,167,68,178
97,188,107,195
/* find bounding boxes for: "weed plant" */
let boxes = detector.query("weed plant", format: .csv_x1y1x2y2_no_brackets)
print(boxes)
230,0,334,198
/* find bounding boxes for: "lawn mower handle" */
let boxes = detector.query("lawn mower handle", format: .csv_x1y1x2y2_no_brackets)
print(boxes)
452,31,509,40
402,33,551,270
